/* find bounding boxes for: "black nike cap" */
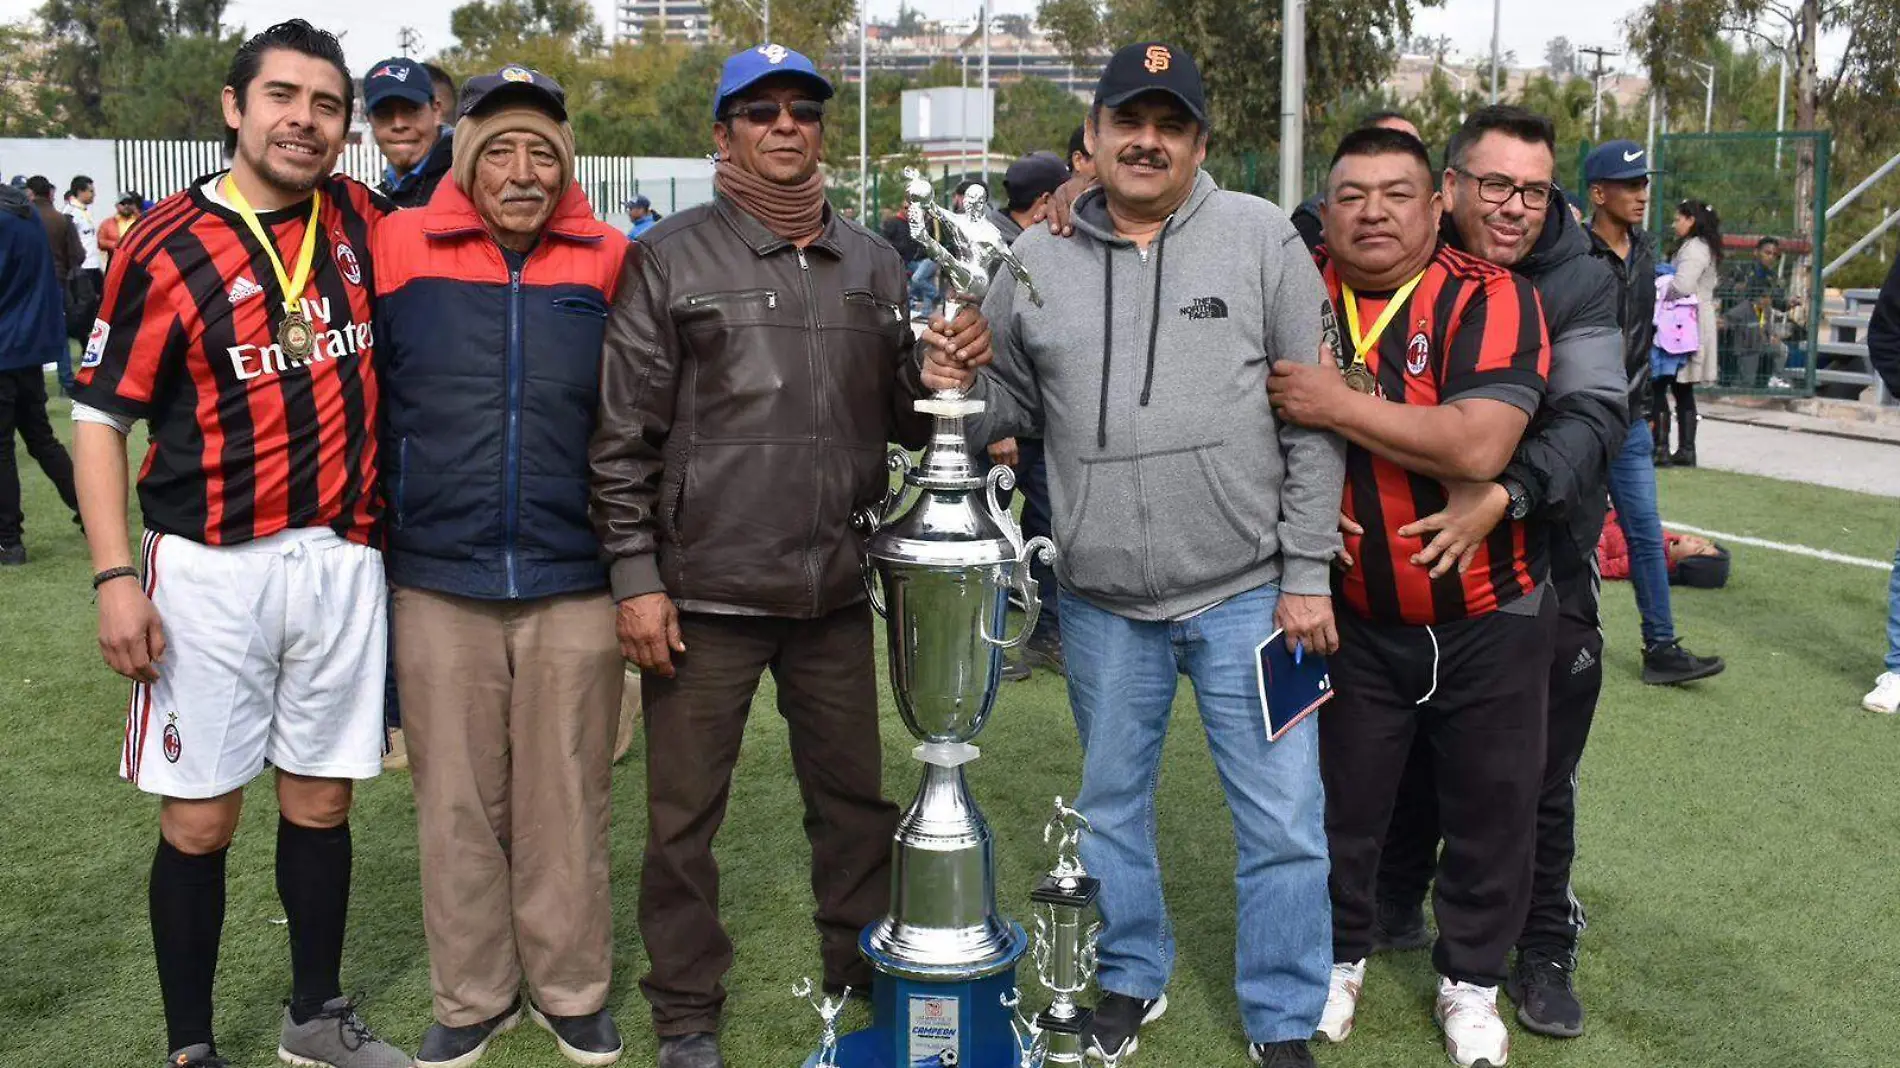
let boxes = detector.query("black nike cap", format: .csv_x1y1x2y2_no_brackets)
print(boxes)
1094,42,1207,125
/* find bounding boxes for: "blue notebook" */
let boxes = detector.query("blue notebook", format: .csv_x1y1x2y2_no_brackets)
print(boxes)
1254,630,1334,742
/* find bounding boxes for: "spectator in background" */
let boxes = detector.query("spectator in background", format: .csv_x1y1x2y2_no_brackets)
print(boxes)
1862,254,1900,713
1067,123,1094,181
626,194,659,238
62,175,103,296
98,192,142,268
366,56,455,209
987,151,1066,243
24,176,82,393
0,173,80,566
1656,198,1722,467
425,61,458,117
1583,141,1725,686
1724,235,1800,388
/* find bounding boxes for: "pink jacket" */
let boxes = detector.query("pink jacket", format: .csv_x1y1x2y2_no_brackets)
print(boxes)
1654,274,1700,355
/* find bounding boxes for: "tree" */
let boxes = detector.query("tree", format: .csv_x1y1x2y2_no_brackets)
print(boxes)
36,0,227,134
1033,0,1445,157
992,75,1085,159
707,0,853,60
1544,36,1576,78
444,0,602,64
892,3,925,37
0,21,64,136
102,28,241,139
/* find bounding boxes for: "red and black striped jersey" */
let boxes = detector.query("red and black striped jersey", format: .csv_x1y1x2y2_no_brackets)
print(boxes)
73,172,390,547
1315,243,1552,626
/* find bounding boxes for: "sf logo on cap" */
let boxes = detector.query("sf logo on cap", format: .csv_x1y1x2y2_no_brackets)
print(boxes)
1144,46,1171,73
758,44,790,64
501,66,533,83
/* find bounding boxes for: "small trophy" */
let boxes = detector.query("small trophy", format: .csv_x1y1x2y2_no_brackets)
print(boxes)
1003,988,1049,1068
793,977,849,1068
1026,797,1102,1067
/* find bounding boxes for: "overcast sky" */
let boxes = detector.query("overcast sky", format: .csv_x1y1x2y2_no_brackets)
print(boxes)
0,0,1840,85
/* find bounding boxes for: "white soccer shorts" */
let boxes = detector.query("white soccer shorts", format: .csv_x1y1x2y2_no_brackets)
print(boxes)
119,527,388,798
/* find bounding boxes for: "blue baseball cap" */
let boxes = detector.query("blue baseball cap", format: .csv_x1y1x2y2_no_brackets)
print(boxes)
713,44,833,120
626,194,651,209
363,57,434,113
1584,140,1653,184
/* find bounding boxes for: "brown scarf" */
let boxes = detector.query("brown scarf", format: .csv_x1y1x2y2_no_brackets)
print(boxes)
715,159,827,245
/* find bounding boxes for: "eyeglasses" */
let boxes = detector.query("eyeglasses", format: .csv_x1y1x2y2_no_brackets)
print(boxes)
725,99,825,126
1454,168,1556,211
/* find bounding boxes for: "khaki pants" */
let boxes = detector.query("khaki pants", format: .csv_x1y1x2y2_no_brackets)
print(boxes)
394,586,620,1026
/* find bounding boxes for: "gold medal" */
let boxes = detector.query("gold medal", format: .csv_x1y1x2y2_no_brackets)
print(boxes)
1343,363,1379,395
222,175,323,360
279,311,316,361
1341,270,1427,400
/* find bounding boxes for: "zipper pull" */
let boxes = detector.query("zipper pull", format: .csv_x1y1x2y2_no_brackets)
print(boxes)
767,292,778,309
796,248,809,270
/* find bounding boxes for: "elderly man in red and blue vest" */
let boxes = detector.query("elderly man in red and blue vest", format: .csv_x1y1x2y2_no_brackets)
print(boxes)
372,65,629,1068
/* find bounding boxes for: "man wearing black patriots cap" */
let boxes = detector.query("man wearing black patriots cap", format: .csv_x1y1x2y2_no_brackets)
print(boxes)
365,55,454,209
925,41,1342,1068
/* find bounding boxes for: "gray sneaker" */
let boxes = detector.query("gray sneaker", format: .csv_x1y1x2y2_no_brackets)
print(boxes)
656,1033,724,1068
279,996,414,1068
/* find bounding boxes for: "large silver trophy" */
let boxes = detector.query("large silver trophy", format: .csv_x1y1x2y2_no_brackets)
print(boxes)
807,170,1060,1068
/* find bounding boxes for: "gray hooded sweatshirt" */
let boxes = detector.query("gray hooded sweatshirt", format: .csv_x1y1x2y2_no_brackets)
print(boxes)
967,171,1345,621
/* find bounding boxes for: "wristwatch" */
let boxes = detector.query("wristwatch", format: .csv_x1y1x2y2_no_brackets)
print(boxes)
1499,477,1531,521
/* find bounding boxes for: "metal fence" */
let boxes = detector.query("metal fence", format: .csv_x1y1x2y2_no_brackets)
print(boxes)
112,139,716,220
1647,130,1833,397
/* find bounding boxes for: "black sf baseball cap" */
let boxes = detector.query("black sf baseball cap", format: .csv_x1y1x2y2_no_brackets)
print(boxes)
1095,42,1207,124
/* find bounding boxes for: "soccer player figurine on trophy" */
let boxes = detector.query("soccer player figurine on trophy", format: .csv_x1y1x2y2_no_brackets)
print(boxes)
904,167,1044,320
795,978,850,1068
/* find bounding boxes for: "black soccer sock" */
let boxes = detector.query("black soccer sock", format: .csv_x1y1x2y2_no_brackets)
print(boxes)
150,836,228,1054
276,816,351,1023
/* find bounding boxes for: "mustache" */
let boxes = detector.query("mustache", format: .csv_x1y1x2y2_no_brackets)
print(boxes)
501,186,549,204
1117,148,1168,168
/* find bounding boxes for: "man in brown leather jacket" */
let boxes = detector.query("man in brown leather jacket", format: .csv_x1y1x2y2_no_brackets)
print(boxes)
587,44,991,1068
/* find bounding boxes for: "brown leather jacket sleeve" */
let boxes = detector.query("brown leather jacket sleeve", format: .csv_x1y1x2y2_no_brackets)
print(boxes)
589,240,676,602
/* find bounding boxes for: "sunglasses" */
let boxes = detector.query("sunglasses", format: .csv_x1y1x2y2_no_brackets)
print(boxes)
725,99,825,126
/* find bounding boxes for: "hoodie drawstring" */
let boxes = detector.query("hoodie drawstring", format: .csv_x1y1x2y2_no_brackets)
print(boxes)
1097,248,1114,448
1096,215,1175,448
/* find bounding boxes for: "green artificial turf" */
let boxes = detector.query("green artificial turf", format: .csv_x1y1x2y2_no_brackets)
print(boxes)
5,386,1899,1067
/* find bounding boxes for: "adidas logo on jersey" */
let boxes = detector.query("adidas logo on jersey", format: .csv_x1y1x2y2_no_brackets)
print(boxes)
1571,647,1598,676
228,276,265,305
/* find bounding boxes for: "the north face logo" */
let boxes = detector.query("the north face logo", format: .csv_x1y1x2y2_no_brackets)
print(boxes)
1179,296,1228,320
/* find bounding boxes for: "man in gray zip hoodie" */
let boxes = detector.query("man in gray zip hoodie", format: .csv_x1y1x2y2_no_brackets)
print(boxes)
924,42,1343,1068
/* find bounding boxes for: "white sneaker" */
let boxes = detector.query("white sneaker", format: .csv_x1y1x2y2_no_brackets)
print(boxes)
1435,978,1509,1067
1316,959,1365,1043
1863,672,1900,714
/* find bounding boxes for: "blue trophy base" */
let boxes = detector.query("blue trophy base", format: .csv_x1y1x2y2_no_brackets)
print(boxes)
805,925,1028,1068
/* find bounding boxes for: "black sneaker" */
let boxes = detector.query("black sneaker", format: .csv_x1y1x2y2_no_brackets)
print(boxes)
656,1033,724,1068
1084,992,1167,1060
529,1004,622,1066
1642,639,1725,686
1000,655,1033,682
1026,629,1065,674
0,543,24,566
1670,449,1697,468
1248,1038,1317,1066
165,1045,229,1068
417,997,523,1068
1506,951,1585,1038
1370,899,1431,953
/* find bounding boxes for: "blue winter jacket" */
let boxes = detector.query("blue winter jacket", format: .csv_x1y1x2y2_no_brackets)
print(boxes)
0,185,67,373
373,178,629,599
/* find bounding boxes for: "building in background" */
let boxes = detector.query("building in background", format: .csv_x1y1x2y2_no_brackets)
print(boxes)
617,0,713,44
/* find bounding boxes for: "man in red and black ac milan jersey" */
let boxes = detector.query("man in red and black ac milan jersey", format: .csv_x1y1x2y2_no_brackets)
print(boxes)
68,21,409,1068
1267,127,1554,1067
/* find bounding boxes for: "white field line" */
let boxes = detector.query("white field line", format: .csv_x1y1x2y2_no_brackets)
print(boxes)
1661,521,1890,571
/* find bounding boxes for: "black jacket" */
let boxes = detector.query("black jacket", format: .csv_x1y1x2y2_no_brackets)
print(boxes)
1870,255,1900,398
1446,203,1627,604
378,128,454,211
1585,219,1656,420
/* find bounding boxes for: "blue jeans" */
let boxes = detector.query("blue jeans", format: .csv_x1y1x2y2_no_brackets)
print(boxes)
1885,539,1900,673
1607,418,1674,646
1060,584,1330,1043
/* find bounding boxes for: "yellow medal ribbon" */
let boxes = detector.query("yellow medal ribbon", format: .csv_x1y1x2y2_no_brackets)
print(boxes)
222,175,321,323
1341,270,1426,370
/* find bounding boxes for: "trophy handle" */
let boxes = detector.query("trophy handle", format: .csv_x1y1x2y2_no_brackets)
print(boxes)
855,450,917,619
980,536,1056,650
